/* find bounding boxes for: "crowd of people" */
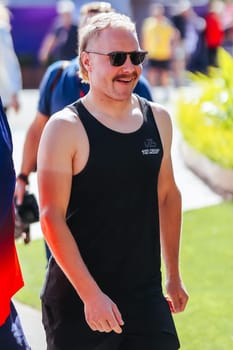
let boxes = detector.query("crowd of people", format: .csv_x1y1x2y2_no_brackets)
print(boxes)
1,0,231,348
141,0,225,88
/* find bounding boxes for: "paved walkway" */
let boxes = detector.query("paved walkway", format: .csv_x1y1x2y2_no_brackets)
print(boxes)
8,88,222,350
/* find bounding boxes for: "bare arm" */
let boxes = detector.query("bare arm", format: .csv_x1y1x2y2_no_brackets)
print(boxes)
10,93,20,113
152,103,188,313
14,112,48,205
38,33,57,65
37,112,124,333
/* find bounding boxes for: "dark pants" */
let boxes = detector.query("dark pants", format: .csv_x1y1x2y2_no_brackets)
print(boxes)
94,332,179,350
42,295,180,350
44,330,179,350
0,302,31,349
207,47,218,67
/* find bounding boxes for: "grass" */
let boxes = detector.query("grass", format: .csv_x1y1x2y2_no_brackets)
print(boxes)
15,201,233,349
15,237,47,309
172,201,233,349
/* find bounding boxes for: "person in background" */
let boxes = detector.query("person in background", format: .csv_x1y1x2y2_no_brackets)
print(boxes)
141,3,178,95
0,97,31,350
168,4,187,87
204,0,224,68
79,1,112,27
38,0,78,66
0,4,22,113
171,1,207,74
37,11,188,349
14,2,153,263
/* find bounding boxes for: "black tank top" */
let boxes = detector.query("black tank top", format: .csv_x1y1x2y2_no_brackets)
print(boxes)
42,96,164,304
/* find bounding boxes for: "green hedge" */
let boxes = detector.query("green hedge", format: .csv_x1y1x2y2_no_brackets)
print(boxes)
176,48,233,169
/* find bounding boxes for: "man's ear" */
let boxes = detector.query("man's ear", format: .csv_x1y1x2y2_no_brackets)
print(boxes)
81,51,91,72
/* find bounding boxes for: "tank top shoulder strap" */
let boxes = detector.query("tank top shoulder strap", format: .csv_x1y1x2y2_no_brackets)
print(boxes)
69,96,157,134
136,95,162,147
135,95,153,122
68,99,86,125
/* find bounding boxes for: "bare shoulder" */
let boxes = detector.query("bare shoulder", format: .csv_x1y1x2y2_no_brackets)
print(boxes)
38,105,89,175
148,101,172,134
149,101,172,124
43,106,82,140
48,106,79,127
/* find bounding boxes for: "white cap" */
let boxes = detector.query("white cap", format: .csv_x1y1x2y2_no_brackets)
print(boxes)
170,1,191,16
57,0,75,14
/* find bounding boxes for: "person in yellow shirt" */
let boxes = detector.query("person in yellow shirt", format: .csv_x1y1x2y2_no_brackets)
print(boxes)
141,4,178,91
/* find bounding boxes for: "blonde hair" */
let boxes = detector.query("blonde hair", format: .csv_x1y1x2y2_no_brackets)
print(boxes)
78,12,136,82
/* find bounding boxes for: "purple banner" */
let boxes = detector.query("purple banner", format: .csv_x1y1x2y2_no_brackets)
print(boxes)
10,6,57,65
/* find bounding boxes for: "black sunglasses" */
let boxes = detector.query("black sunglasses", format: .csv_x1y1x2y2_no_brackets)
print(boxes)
85,50,148,66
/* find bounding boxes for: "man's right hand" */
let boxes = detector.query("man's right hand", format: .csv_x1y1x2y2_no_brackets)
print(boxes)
84,291,124,334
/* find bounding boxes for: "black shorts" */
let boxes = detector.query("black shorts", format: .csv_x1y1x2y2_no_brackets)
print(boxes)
42,294,180,350
147,59,171,70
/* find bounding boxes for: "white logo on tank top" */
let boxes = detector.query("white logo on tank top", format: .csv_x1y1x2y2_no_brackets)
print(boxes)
141,138,160,155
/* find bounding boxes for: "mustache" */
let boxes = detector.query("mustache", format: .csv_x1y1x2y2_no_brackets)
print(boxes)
113,72,138,81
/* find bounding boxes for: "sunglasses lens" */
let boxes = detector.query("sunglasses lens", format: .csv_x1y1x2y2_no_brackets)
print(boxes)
130,52,146,65
108,51,147,66
110,52,127,66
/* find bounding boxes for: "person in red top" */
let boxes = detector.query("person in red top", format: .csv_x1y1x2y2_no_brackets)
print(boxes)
0,97,30,349
205,0,224,67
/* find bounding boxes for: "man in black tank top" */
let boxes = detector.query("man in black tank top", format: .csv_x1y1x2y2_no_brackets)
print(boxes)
37,12,188,350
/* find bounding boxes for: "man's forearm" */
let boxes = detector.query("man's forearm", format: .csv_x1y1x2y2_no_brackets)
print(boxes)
19,114,48,176
20,131,39,175
15,121,43,204
159,187,182,280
